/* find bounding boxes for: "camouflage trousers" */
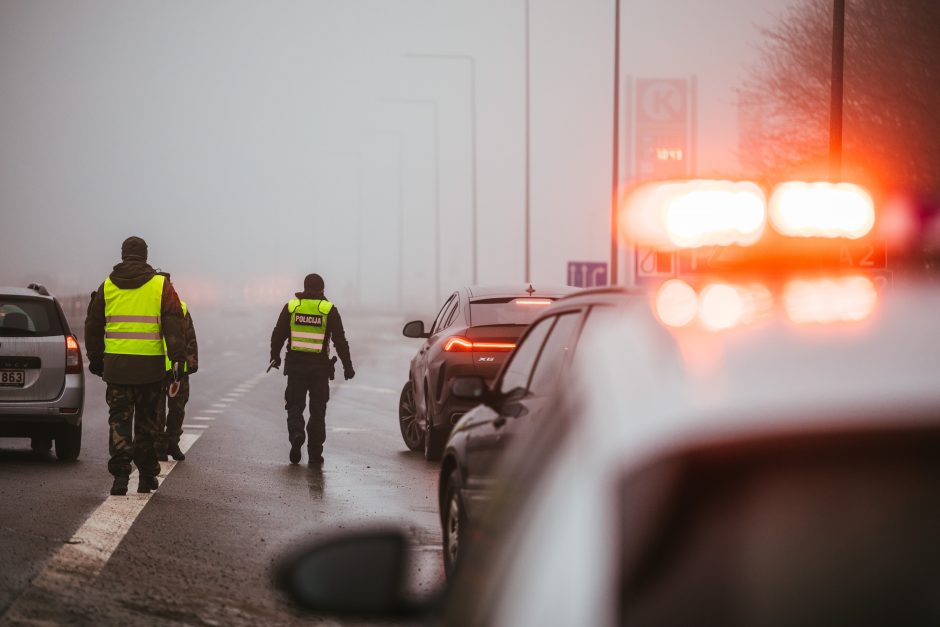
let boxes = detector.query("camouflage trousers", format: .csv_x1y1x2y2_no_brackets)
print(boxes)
106,381,162,479
157,375,190,450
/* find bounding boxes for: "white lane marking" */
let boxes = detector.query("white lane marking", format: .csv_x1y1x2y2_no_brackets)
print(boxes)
183,424,209,429
330,427,370,433
190,416,216,421
2,433,201,622
344,384,398,395
202,409,223,414
211,402,229,408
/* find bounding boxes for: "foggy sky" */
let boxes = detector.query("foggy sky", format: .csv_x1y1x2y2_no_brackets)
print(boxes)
0,0,794,312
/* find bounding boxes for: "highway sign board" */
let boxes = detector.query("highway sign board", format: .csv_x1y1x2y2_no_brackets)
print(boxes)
568,262,608,288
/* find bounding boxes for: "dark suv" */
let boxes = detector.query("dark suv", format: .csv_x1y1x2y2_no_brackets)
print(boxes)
437,287,639,574
0,284,84,460
399,285,577,461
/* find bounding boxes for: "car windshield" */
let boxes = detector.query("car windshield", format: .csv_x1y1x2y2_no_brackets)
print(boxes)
469,298,555,327
618,429,940,625
0,298,62,337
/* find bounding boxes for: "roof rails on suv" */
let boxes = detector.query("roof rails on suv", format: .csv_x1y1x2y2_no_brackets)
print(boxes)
26,283,50,296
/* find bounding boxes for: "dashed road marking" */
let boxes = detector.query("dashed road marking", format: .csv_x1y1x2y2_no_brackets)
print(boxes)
183,424,209,429
2,433,202,623
190,416,216,421
202,409,223,414
211,402,229,408
344,384,398,395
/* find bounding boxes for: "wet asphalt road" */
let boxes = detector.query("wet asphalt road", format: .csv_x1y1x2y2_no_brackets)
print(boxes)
0,309,443,625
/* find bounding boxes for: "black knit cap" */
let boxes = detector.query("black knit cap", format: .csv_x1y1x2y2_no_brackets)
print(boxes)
303,273,325,293
121,236,148,261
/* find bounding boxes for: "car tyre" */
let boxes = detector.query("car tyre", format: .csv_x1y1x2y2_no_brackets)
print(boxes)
442,467,466,578
399,382,423,452
55,423,82,462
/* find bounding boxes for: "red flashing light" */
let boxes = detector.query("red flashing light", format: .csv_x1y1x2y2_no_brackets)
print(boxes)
443,337,516,352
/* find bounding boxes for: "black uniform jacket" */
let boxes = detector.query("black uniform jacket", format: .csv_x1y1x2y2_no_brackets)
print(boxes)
270,291,353,377
85,260,186,385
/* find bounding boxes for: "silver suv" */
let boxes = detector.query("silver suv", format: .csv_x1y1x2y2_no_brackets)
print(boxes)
0,284,84,460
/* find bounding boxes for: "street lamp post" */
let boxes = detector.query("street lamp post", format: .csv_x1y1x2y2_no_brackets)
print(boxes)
404,53,479,286
830,0,846,180
380,98,442,305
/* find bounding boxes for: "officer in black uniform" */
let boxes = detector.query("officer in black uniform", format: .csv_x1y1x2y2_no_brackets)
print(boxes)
270,273,354,465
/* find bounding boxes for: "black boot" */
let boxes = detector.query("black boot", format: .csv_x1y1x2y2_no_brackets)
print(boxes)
137,475,160,493
110,476,129,496
167,442,186,461
289,441,302,464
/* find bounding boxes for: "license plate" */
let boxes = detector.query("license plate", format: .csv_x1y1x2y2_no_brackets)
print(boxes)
0,369,25,387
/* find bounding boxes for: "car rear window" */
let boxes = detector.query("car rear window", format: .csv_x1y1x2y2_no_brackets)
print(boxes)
470,298,555,326
618,430,940,626
0,297,63,337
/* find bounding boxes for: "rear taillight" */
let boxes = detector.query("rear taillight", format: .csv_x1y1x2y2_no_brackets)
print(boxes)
443,336,516,352
66,336,82,374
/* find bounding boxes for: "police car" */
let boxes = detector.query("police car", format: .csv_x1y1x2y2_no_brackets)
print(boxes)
278,181,940,625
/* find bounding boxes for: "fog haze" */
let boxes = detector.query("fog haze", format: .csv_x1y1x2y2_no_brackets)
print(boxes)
0,0,794,312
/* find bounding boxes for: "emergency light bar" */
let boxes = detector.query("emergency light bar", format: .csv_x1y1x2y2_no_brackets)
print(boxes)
621,179,877,250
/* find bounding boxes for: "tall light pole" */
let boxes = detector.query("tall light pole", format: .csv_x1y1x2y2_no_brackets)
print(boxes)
610,0,622,285
380,98,442,305
405,53,479,285
830,0,846,180
524,0,532,283
357,130,405,310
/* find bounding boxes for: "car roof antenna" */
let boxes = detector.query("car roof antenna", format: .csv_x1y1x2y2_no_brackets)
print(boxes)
526,284,535,296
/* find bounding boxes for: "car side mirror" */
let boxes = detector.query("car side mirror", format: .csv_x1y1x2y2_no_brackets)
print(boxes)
402,320,429,339
451,376,488,402
277,529,424,619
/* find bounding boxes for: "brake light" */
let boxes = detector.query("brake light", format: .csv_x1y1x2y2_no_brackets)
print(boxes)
66,335,82,374
783,276,877,324
621,179,766,249
769,182,874,239
443,337,516,352
514,298,552,306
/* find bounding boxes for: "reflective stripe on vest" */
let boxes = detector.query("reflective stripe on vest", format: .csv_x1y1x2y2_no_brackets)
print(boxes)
164,301,189,372
288,298,333,354
103,274,165,356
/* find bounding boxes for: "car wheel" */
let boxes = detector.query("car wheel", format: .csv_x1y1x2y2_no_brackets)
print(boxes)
442,468,466,578
55,423,82,461
399,382,423,452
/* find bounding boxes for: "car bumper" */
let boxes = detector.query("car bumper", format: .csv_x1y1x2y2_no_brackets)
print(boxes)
0,375,84,434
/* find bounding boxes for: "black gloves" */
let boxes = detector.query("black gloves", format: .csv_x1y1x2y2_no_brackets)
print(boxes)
271,355,282,368
344,366,356,381
187,362,198,375
89,360,104,377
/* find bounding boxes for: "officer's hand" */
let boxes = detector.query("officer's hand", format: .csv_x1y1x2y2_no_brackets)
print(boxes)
89,360,104,377
271,355,282,368
187,362,198,375
172,361,184,382
344,366,355,381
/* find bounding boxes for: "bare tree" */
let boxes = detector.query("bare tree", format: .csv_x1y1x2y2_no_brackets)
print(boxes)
739,0,940,195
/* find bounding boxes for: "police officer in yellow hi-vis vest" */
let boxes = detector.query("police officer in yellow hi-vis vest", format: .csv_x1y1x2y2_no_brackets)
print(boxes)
270,273,354,465
85,237,186,496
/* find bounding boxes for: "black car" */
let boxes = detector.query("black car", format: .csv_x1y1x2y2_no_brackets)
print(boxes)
399,285,577,461
437,288,639,574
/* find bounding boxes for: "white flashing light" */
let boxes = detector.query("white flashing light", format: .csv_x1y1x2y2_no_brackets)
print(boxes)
655,280,699,327
769,182,875,239
621,180,766,250
783,276,877,324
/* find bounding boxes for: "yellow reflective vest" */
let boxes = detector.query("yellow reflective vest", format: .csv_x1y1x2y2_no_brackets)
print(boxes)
103,275,165,356
288,298,333,354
